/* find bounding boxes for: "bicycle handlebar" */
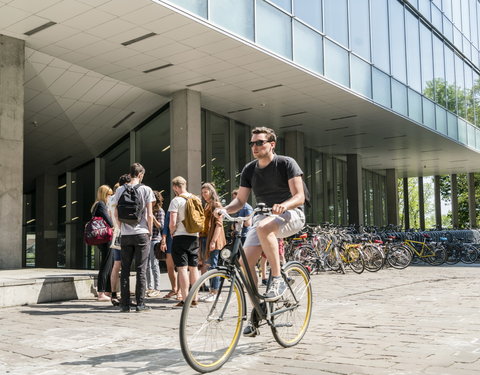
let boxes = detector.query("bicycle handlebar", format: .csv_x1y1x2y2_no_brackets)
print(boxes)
219,205,272,223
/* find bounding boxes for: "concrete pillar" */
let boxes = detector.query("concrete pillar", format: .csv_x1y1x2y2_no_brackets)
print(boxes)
35,174,58,268
170,89,202,195
346,154,363,226
467,172,476,228
451,174,459,228
284,130,305,172
403,177,410,229
386,169,399,225
0,35,24,269
418,177,425,230
434,175,442,229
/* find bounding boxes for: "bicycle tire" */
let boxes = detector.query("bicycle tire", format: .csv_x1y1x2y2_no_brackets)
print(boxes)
461,244,479,264
362,244,385,272
346,248,364,274
425,244,447,266
180,269,245,373
325,247,341,272
271,262,313,347
445,247,460,265
386,245,412,269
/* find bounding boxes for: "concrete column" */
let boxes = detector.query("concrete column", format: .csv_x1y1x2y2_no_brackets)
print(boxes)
284,130,305,172
386,169,399,226
418,177,425,230
434,175,442,229
35,174,58,268
170,89,202,195
451,174,459,228
0,35,24,269
346,154,363,226
467,172,476,228
403,177,410,229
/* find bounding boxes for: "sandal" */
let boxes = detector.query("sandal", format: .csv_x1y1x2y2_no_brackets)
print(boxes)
162,290,177,299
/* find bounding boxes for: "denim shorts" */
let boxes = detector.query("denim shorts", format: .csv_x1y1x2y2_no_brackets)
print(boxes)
113,249,121,261
243,208,305,248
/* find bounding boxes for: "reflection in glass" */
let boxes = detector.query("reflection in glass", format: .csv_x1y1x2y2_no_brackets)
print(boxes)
293,21,323,74
433,35,446,107
136,108,171,204
464,66,474,125
431,4,443,32
350,55,372,98
455,55,466,118
270,0,291,12
444,46,456,112
458,119,467,143
405,10,421,92
24,193,36,267
389,0,406,83
324,0,348,47
372,68,391,108
209,113,230,199
210,0,254,40
104,137,130,189
408,88,423,123
423,97,435,129
447,112,458,139
168,0,207,18
371,0,390,73
436,106,447,134
349,0,370,61
418,0,431,21
392,79,408,116
234,122,249,189
293,0,322,31
57,174,66,268
467,123,475,148
324,40,349,87
420,24,434,99
256,0,292,59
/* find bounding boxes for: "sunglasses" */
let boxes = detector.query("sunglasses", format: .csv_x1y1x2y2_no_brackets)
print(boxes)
249,140,270,147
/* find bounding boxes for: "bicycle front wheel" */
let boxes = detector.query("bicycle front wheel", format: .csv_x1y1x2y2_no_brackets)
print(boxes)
180,269,245,373
271,262,313,347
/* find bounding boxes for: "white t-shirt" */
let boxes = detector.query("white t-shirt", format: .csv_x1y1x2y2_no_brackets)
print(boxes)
111,183,156,236
168,193,198,237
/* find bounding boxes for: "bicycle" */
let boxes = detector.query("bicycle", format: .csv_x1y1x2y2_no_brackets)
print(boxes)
403,233,447,265
179,205,313,373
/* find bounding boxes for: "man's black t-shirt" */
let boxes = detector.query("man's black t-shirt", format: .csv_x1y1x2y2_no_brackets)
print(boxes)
239,155,303,209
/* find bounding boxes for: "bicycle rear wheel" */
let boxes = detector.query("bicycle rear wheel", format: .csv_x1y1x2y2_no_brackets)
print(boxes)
386,245,412,269
461,244,479,264
180,269,245,373
271,262,312,347
362,244,385,272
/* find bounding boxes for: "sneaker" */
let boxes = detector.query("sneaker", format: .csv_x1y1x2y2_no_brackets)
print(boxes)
119,305,130,313
135,304,151,312
147,290,161,297
263,277,286,301
243,323,259,337
201,293,221,303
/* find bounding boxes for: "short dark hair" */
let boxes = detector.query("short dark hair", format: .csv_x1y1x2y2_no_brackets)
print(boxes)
130,163,145,178
118,174,131,186
252,127,276,142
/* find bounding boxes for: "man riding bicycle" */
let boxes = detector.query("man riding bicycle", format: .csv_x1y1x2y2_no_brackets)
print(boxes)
217,126,305,337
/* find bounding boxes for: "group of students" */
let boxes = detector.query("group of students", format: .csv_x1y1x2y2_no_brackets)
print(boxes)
89,163,254,311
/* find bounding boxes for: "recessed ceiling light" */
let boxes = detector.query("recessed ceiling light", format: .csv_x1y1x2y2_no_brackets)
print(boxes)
227,107,252,114
420,149,442,152
449,159,468,163
112,112,135,128
352,145,373,149
280,124,302,129
143,63,173,73
344,132,367,138
330,114,357,121
324,126,349,132
317,144,337,148
24,21,56,36
252,84,283,92
281,111,307,117
383,134,406,140
121,32,157,46
186,79,216,87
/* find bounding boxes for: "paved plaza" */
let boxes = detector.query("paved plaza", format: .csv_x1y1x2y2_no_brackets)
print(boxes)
0,265,479,375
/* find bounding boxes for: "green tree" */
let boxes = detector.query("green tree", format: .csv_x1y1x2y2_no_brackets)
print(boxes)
398,177,435,229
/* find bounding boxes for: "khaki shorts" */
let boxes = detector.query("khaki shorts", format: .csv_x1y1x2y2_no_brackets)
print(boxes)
243,208,305,248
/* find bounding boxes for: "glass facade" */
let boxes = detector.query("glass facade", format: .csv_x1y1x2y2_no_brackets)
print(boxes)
162,0,480,152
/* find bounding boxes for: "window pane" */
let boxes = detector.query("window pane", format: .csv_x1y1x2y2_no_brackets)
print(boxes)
104,138,130,188
423,97,435,129
168,0,207,18
455,55,466,118
458,118,467,143
371,0,390,72
461,0,470,38
392,79,408,116
324,0,348,47
445,46,456,112
293,0,322,31
467,123,476,148
270,0,291,12
408,88,423,123
350,55,372,98
234,122,249,187
418,0,431,21
443,16,453,42
431,4,443,32
447,112,458,139
405,10,421,92
436,105,447,134
324,40,349,87
256,0,292,58
465,66,474,124
293,21,323,74
389,0,406,83
420,24,434,99
433,35,446,107
372,68,391,108
209,113,230,198
349,0,370,60
210,0,254,40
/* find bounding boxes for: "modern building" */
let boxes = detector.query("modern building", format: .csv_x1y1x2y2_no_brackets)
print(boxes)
1,0,479,269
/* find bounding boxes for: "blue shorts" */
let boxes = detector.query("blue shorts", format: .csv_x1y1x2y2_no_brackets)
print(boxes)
113,249,121,261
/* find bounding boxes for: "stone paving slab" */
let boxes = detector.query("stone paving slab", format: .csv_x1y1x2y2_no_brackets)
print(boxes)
0,264,479,374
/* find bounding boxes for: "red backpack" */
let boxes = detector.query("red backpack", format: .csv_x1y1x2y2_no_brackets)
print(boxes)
84,204,113,245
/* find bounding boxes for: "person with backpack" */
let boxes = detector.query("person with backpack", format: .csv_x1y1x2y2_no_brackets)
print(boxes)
168,176,204,307
90,185,114,302
111,163,156,312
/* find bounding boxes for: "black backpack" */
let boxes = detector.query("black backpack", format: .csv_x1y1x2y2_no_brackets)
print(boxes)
117,184,144,225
